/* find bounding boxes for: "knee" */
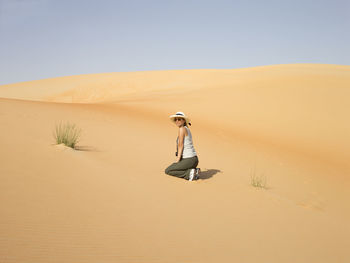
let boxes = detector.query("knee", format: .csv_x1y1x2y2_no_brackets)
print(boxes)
165,162,177,175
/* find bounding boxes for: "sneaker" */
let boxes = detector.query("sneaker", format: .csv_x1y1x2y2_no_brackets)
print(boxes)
194,168,201,180
188,168,195,181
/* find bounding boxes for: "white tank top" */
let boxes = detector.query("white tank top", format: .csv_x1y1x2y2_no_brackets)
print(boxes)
176,126,197,158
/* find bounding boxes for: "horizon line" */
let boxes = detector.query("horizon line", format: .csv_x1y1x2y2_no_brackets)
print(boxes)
1,62,349,86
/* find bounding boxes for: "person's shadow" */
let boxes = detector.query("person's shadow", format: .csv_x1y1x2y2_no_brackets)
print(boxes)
198,169,222,180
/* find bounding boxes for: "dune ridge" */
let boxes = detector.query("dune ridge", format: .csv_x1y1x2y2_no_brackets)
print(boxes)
0,63,348,103
1,63,349,167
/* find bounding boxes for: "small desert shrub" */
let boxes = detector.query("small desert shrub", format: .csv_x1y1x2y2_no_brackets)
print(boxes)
250,166,267,189
250,174,267,189
53,121,82,149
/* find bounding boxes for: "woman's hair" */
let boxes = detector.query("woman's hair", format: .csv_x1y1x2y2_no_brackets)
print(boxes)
184,120,191,127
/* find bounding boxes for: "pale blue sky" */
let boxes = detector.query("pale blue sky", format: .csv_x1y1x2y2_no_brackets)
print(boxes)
0,0,349,84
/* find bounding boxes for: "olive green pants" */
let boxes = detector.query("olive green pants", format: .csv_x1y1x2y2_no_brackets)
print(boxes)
165,156,199,180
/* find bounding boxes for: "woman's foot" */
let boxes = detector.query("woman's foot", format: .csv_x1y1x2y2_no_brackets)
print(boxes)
188,169,196,181
189,168,201,181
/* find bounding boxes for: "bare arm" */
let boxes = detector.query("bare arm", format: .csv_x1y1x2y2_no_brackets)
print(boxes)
176,127,185,162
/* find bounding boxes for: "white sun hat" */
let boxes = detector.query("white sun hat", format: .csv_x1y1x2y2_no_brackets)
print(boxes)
169,111,192,126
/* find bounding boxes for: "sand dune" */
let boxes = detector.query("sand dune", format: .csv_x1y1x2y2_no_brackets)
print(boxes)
0,64,350,262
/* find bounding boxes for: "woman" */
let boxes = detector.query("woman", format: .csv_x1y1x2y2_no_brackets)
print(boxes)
165,111,201,181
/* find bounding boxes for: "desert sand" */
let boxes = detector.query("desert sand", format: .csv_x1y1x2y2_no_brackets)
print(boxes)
0,63,349,262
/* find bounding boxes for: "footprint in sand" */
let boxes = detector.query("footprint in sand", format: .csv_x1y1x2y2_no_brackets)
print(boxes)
266,190,326,212
296,199,325,212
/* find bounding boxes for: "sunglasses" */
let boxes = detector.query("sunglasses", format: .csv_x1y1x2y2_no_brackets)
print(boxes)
174,118,184,121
